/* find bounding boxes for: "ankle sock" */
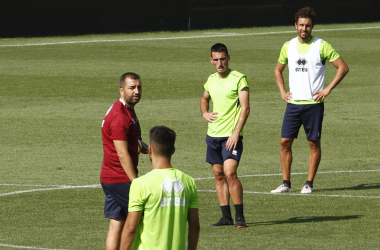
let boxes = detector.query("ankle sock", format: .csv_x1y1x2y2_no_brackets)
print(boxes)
305,181,313,188
234,204,244,220
220,205,232,219
283,180,291,188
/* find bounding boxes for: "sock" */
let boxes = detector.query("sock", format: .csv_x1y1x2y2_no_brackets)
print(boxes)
234,204,244,220
305,181,313,188
220,205,232,219
283,180,291,188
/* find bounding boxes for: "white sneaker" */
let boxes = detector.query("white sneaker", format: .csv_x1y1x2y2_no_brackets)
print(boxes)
301,184,313,194
271,184,292,193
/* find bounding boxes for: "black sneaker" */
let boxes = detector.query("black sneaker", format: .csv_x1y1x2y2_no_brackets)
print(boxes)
235,217,247,228
211,217,234,226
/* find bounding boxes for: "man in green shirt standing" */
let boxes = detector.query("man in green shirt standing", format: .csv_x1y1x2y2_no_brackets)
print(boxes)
120,126,200,250
272,7,349,194
200,43,250,228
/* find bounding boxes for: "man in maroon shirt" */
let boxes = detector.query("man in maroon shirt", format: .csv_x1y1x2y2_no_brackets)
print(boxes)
100,72,148,250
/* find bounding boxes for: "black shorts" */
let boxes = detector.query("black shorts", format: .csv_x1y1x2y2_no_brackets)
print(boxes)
205,135,243,165
281,103,324,141
101,182,131,220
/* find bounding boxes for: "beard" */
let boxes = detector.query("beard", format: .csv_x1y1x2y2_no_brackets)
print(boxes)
124,95,140,107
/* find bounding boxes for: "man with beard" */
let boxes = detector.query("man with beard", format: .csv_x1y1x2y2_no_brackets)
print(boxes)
100,72,148,249
272,7,349,194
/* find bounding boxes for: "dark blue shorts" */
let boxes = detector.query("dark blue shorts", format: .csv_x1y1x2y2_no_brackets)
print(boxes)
101,182,131,220
281,103,324,141
205,135,243,165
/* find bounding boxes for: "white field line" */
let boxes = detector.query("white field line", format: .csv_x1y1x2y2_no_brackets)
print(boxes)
193,169,380,180
0,169,379,198
0,184,64,187
0,184,100,197
198,190,380,199
0,26,379,47
0,185,99,250
1,23,378,250
195,169,380,199
0,169,379,249
0,243,68,250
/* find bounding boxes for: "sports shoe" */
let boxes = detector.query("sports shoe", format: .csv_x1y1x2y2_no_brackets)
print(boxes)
301,184,313,194
211,217,234,226
271,184,292,193
235,217,247,228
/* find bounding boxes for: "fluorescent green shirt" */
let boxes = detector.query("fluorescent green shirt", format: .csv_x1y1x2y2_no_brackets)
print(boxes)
278,36,340,105
204,69,249,137
129,168,199,250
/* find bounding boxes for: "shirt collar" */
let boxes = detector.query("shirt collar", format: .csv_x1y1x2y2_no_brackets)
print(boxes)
119,98,127,107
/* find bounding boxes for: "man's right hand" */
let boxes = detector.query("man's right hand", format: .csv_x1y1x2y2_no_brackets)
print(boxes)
281,92,292,102
202,112,218,122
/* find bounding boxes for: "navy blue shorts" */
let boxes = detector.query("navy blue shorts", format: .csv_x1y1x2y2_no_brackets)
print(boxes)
101,182,131,220
281,103,324,141
205,135,243,165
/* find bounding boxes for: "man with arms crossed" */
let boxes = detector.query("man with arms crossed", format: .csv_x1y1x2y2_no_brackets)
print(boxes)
120,126,200,250
101,72,148,250
200,43,250,228
272,7,349,194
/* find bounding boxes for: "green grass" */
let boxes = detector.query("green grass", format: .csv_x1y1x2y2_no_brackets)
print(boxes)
1,23,380,249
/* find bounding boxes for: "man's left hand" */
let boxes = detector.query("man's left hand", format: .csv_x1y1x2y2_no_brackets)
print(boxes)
226,134,239,151
313,88,331,102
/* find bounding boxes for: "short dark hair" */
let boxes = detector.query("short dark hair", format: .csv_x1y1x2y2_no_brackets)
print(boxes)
211,43,228,56
295,7,316,26
150,126,176,158
120,72,140,88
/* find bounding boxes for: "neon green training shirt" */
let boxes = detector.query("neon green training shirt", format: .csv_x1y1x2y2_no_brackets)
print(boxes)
278,36,340,104
128,168,199,250
204,69,249,137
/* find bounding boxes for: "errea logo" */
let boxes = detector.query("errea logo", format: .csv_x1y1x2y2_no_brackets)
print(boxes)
296,58,307,66
160,177,185,196
160,177,186,207
295,58,308,72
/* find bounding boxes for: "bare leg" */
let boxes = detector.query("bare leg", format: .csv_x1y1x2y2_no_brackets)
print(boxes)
280,138,294,181
307,140,321,182
212,164,230,206
106,219,125,250
223,159,243,205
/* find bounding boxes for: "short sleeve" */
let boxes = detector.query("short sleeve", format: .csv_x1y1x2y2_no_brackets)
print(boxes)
238,76,249,91
189,179,199,209
204,77,210,92
110,114,129,141
278,41,289,65
320,40,340,62
128,180,145,212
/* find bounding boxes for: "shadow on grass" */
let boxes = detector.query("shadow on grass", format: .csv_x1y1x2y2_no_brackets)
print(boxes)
249,215,362,226
318,183,380,192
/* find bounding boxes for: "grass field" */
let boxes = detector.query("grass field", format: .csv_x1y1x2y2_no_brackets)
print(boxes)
1,22,380,249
